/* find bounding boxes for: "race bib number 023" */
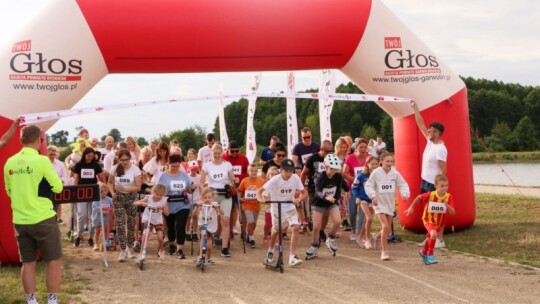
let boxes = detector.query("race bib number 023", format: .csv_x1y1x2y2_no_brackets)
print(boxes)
428,202,447,214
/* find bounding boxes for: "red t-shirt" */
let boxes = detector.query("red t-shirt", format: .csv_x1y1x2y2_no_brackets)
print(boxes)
420,191,454,228
343,153,370,187
222,152,249,185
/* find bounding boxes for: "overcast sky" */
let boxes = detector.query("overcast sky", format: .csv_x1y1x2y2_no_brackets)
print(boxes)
1,0,538,141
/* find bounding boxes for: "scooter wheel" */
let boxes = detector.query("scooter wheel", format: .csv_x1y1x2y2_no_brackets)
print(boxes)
139,259,144,270
279,262,284,273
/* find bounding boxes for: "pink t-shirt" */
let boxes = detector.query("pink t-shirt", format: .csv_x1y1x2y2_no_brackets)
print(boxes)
344,153,370,186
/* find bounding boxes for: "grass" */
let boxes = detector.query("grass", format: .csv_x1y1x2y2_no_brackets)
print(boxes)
397,192,540,268
0,260,84,304
473,151,540,162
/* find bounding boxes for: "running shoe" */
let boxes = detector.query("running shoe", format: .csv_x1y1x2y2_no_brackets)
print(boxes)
221,248,231,257
248,239,256,248
435,239,446,249
74,236,81,247
364,239,373,250
356,238,365,248
289,255,303,267
419,250,429,265
185,234,192,242
158,251,165,261
177,249,186,259
118,249,126,262
380,251,390,260
206,259,215,265
427,255,438,264
265,250,274,263
192,234,199,242
168,244,176,255
127,247,136,259
349,233,358,241
93,244,99,251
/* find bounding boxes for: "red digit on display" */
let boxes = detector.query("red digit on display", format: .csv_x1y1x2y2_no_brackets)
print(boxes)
77,187,85,199
64,188,71,201
86,187,94,200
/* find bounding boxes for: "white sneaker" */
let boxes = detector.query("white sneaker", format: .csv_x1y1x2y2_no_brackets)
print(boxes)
364,239,373,250
265,250,274,264
356,238,365,248
118,249,126,262
93,244,99,251
127,247,136,259
381,251,390,260
435,239,446,248
158,250,165,261
417,238,427,247
349,234,358,241
289,255,303,267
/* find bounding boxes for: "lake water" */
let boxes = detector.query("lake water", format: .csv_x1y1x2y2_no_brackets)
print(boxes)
473,163,540,187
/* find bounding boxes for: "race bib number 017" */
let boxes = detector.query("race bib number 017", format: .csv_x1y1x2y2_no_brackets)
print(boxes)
211,171,226,182
428,202,447,214
378,183,394,194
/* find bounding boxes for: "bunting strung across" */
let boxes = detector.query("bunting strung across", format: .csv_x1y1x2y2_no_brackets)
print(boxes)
319,69,336,142
218,82,229,150
245,73,262,163
286,71,299,158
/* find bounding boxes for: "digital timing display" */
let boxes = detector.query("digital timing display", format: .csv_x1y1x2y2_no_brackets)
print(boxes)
52,184,100,204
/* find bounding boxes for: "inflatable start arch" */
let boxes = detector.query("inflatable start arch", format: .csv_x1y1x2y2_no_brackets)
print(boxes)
0,0,475,264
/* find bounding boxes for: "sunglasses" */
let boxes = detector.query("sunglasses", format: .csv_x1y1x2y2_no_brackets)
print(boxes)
229,149,239,153
276,154,286,158
302,136,311,140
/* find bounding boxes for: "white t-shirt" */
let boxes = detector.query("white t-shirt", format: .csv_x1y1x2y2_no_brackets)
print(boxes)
202,161,233,189
197,145,213,164
262,174,304,215
110,164,142,193
421,140,447,184
198,203,219,233
51,159,68,184
99,147,113,164
142,195,168,225
143,157,166,184
375,141,386,154
103,152,116,173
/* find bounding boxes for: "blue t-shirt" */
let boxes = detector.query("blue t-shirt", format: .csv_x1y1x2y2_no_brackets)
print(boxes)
260,146,274,162
157,172,192,213
351,172,371,202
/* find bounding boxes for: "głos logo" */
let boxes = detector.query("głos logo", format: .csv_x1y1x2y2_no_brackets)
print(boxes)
383,37,440,75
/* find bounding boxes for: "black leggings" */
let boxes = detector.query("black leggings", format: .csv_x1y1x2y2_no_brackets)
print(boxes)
166,209,190,245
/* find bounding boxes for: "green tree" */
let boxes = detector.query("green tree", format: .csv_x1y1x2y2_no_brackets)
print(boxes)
360,124,378,142
484,121,516,152
136,137,148,148
513,116,538,151
379,115,394,152
304,114,320,141
106,128,123,142
49,130,69,146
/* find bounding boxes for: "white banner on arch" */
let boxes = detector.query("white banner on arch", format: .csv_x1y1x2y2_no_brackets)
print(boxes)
218,82,229,150
286,71,299,158
245,73,262,163
319,69,336,142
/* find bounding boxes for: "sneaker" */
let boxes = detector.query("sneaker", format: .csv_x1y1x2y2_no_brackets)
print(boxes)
192,234,199,242
177,249,186,259
93,244,99,251
213,237,222,246
196,256,203,265
282,233,290,240
266,250,274,263
289,255,303,267
417,238,427,247
168,244,176,255
356,238,365,248
427,255,438,264
133,241,140,252
419,250,429,265
435,239,446,249
381,251,390,260
185,234,192,242
74,236,81,247
88,238,94,247
158,251,165,261
263,237,269,247
127,247,136,259
233,227,240,235
349,234,358,241
221,248,231,257
248,239,256,248
118,249,126,262
206,259,215,265
364,239,373,250
326,237,337,251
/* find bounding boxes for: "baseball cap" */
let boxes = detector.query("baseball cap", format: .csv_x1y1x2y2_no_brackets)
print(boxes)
280,158,295,170
188,160,199,170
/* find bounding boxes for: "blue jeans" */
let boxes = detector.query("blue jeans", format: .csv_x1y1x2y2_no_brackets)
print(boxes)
348,195,365,233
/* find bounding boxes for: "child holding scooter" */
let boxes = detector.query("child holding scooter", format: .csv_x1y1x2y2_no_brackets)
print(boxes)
91,184,112,251
194,187,223,266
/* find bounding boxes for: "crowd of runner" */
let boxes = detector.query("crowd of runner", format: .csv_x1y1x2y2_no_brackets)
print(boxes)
43,102,450,269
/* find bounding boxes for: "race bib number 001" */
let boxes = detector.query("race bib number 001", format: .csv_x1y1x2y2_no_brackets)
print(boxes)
428,202,447,214
378,182,394,194
245,190,257,199
171,181,186,191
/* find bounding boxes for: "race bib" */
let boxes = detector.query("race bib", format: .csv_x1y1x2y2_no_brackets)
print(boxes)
116,176,133,186
316,162,325,173
102,205,110,214
278,187,294,199
323,186,337,198
378,182,394,194
232,165,242,175
171,180,186,191
428,202,447,214
81,168,95,179
210,171,227,182
354,166,365,177
301,153,313,164
245,190,257,200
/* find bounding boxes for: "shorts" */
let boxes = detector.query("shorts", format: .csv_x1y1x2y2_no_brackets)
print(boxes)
144,223,163,232
420,179,436,194
271,209,299,233
313,204,338,214
91,208,110,227
424,223,442,236
360,200,373,207
244,210,259,224
215,193,232,217
14,216,62,262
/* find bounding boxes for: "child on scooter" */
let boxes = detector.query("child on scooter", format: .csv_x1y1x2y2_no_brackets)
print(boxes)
91,184,112,251
194,187,223,265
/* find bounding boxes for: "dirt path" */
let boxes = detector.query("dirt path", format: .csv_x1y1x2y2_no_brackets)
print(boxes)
475,185,540,197
63,227,540,304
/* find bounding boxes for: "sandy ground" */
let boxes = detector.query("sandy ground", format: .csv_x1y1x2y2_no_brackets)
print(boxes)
475,185,540,198
61,211,540,304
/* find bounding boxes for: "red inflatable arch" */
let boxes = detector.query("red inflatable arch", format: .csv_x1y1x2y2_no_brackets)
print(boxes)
0,0,474,264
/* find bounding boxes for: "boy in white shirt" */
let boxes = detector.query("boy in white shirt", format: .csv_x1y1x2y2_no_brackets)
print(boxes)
257,159,307,267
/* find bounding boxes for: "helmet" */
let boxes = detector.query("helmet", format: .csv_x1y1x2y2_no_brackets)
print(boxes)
324,154,342,170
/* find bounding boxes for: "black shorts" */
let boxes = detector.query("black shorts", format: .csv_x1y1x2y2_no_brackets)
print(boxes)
14,216,62,262
420,179,436,194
